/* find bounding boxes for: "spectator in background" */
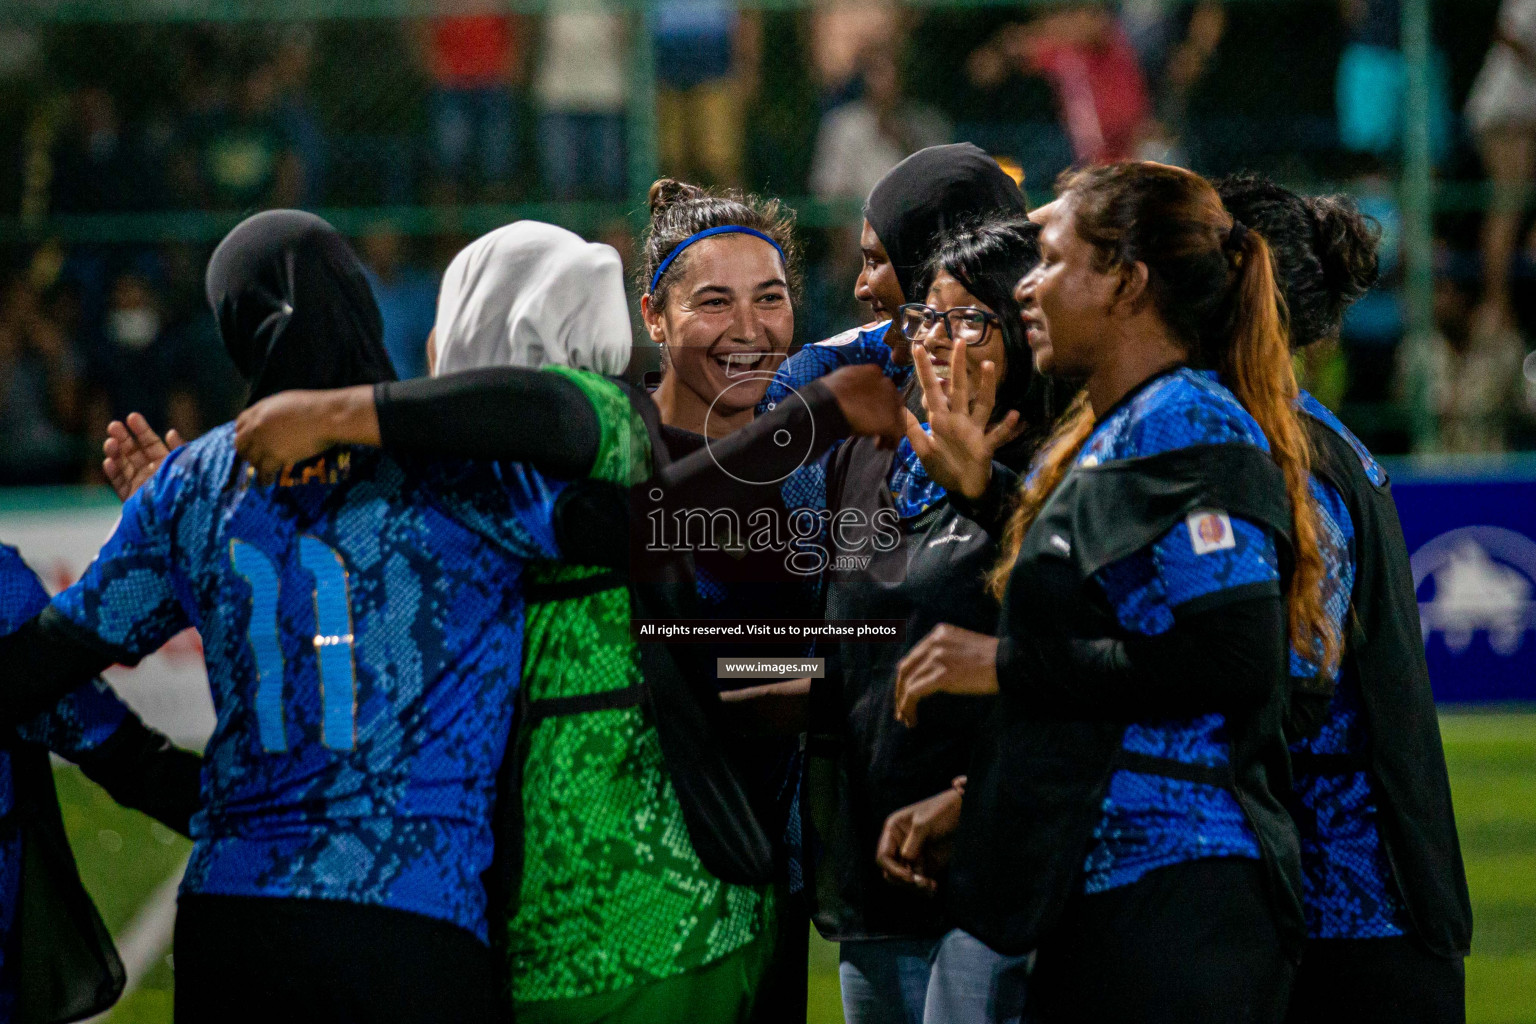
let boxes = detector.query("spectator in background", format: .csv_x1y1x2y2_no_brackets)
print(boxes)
360,223,438,379
83,271,187,433
193,61,303,210
967,3,1151,165
419,10,529,201
272,27,327,205
0,274,81,484
1119,0,1225,163
1466,0,1536,337
806,0,901,111
1340,165,1406,410
653,0,761,187
533,0,628,202
47,87,159,214
1336,0,1452,165
1397,274,1530,453
40,87,164,334
810,49,951,204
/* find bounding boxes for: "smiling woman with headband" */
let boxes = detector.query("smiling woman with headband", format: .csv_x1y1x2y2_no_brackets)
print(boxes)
639,178,800,438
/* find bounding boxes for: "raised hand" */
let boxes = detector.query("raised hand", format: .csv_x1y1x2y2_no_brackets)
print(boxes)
875,783,965,892
894,622,1001,727
820,364,905,449
234,386,379,485
903,341,1022,500
103,413,183,502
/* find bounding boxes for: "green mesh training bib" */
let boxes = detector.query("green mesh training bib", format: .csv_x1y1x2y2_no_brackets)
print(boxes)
509,367,773,1005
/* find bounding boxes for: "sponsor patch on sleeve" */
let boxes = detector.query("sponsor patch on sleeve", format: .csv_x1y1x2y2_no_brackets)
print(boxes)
1186,509,1236,555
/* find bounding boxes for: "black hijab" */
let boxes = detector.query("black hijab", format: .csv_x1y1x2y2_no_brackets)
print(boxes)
863,143,1028,303
206,210,396,407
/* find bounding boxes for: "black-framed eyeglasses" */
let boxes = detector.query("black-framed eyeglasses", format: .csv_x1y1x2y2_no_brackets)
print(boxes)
895,303,1001,344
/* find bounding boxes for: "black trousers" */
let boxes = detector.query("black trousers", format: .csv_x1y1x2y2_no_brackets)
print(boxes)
1029,859,1294,1024
749,881,810,1024
173,893,498,1024
1285,936,1465,1024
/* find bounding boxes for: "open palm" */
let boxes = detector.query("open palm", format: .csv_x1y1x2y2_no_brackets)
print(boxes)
103,413,183,502
903,341,1021,501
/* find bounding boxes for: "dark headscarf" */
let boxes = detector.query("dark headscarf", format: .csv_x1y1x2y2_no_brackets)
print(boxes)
206,210,396,407
863,143,1029,303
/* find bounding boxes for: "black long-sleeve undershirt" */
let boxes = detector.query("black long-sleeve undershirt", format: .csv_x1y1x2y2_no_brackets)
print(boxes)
375,368,602,477
997,593,1287,722
72,715,203,837
0,607,120,726
946,461,1021,541
375,366,849,504
546,378,852,569
0,609,201,836
374,368,853,568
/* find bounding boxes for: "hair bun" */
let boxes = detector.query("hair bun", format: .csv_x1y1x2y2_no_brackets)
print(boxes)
648,178,707,217
1308,195,1381,302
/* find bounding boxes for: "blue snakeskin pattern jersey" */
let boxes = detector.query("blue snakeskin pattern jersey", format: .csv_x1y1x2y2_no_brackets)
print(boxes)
50,425,565,940
1078,369,1279,893
1292,389,1407,939
887,435,947,520
0,545,140,1015
759,320,906,416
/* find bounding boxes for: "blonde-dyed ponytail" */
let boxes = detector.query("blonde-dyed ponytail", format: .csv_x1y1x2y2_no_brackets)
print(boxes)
1224,228,1339,674
988,389,1094,600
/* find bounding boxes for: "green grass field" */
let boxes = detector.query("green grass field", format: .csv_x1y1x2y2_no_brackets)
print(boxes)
57,710,1535,1023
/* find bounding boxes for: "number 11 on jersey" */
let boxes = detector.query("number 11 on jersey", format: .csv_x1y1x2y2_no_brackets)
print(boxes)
231,537,358,753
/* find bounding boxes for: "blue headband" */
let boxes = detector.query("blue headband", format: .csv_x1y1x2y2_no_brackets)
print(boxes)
647,225,786,296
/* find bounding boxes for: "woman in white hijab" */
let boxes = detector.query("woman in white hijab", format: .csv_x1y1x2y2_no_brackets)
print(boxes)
424,225,784,1024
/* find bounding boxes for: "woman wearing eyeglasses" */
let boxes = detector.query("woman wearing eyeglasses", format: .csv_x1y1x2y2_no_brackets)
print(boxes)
807,217,1070,1024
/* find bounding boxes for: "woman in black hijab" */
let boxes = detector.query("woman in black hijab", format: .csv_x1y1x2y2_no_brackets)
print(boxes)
207,209,397,406
0,210,565,1024
854,143,1029,338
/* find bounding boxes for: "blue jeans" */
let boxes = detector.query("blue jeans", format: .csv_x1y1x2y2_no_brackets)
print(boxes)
839,930,1030,1024
430,86,517,185
537,111,626,201
924,929,1030,1024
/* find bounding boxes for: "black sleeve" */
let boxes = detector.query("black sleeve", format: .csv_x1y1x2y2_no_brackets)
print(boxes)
946,461,1021,540
373,367,602,477
73,714,202,838
0,608,120,726
996,594,1287,721
650,378,851,507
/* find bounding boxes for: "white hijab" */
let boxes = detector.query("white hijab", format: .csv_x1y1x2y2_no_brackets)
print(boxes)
432,220,632,377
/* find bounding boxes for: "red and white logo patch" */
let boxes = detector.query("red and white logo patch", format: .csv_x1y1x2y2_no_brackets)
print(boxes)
1186,509,1236,555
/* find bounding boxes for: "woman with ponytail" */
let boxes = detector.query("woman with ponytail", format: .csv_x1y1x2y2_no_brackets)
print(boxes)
879,162,1330,1023
1217,174,1471,1024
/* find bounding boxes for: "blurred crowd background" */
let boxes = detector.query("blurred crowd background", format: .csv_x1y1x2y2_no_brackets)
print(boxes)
1,0,1535,487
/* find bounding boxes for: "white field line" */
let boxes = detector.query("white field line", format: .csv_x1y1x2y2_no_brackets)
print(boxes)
86,855,187,1022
